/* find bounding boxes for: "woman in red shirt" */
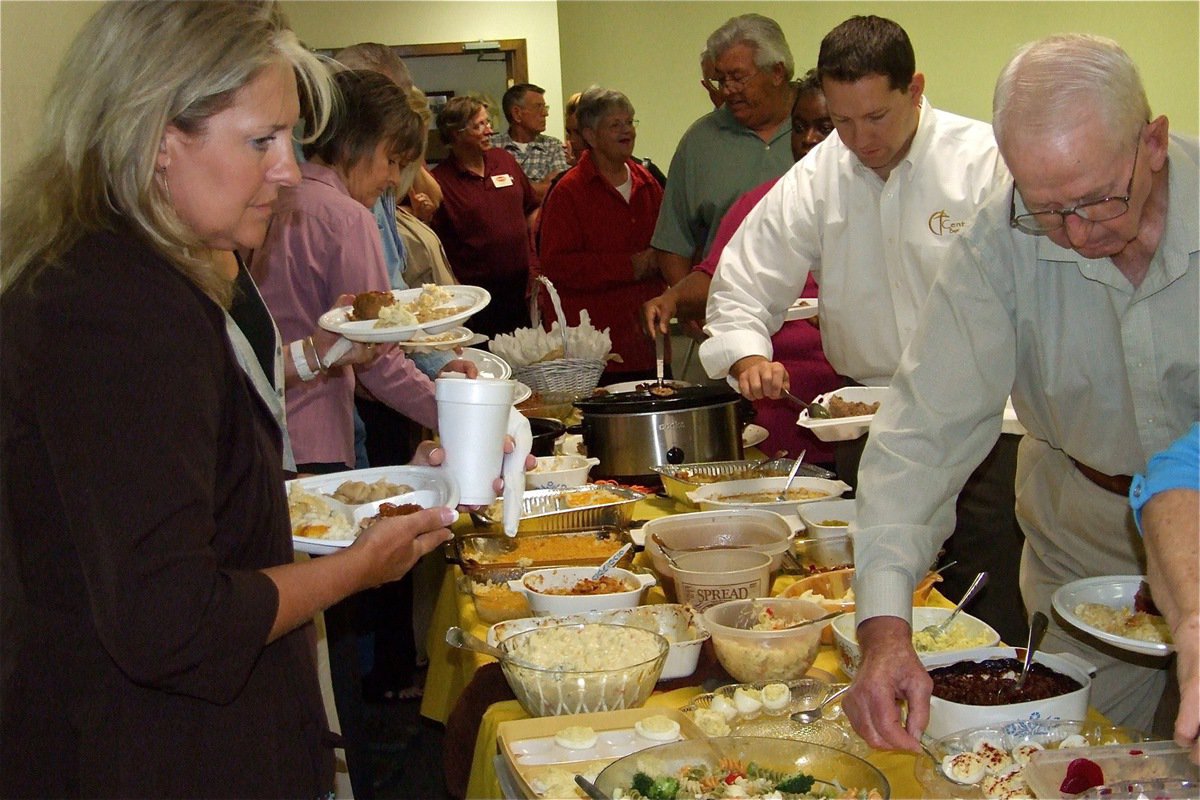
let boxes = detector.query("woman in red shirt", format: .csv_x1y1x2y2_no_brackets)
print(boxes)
537,87,666,384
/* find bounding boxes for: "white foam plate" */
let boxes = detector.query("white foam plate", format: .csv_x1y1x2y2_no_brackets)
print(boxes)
785,297,819,322
1052,575,1173,657
318,285,490,343
795,386,888,442
742,423,769,448
458,347,512,379
395,326,474,350
512,382,533,405
287,466,459,555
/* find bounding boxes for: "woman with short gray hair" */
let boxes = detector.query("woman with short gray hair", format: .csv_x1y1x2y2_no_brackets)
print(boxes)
538,86,666,384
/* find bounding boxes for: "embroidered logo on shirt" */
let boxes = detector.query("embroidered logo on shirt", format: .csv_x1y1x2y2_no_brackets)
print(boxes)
928,210,968,236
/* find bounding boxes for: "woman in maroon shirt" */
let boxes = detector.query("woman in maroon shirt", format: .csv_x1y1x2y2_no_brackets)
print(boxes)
537,87,666,383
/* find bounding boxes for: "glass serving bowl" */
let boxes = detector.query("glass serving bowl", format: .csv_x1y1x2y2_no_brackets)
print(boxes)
595,736,890,799
496,623,669,717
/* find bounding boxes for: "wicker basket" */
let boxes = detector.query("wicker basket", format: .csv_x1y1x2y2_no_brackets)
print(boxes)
513,277,606,395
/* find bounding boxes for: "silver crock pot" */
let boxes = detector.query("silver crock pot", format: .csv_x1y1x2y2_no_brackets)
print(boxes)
573,385,748,483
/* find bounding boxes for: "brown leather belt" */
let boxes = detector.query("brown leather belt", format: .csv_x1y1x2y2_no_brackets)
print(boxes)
1069,456,1133,496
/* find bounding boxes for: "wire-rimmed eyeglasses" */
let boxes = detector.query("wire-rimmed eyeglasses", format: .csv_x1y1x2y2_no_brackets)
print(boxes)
702,67,761,94
1009,136,1140,235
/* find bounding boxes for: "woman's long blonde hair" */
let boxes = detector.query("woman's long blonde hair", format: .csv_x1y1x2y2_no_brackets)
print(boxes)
0,0,335,305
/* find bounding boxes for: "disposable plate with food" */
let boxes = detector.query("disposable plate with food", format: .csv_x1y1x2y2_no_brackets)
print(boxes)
742,423,769,448
512,381,533,405
318,284,491,343
1052,575,1173,657
287,466,458,555
458,347,512,379
795,387,889,442
394,326,474,350
785,297,819,322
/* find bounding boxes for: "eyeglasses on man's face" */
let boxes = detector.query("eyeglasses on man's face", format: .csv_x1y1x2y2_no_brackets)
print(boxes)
703,67,760,94
1009,135,1141,235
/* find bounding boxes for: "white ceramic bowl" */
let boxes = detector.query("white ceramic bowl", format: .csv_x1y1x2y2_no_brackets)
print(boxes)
797,498,856,538
830,608,1001,677
524,455,600,489
486,604,709,681
686,476,851,515
701,597,827,684
642,509,795,580
509,566,655,616
922,646,1096,739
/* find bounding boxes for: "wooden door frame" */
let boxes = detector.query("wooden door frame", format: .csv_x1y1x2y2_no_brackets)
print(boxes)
388,39,528,88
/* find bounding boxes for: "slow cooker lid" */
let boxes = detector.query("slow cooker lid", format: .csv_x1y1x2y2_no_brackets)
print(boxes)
574,384,742,413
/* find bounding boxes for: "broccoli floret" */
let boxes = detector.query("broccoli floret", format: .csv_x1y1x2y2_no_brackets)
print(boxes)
775,773,816,794
628,771,679,800
647,777,679,800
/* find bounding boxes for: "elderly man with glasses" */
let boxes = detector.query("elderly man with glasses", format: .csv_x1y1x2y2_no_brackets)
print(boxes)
842,33,1198,750
650,14,798,288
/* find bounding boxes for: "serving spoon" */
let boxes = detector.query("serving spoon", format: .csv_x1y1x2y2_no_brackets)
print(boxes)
445,626,538,669
917,571,988,639
790,683,851,724
1013,611,1049,691
775,449,808,502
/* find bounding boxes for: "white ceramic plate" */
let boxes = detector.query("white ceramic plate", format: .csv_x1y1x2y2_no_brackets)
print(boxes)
318,285,491,343
742,423,769,448
795,386,889,442
785,297,819,322
458,347,512,379
512,381,533,405
287,466,459,555
395,326,474,350
1052,575,1173,656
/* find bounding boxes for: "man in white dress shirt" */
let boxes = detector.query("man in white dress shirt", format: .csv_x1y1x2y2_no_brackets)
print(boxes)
844,34,1197,750
699,15,1026,642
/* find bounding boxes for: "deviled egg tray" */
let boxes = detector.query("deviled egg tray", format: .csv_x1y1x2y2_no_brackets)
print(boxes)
496,707,703,799
679,673,868,756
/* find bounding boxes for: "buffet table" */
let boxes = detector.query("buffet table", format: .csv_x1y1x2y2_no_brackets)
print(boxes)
419,492,1117,800
417,490,955,799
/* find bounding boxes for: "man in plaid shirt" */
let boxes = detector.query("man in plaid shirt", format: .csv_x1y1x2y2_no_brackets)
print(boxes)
491,82,568,201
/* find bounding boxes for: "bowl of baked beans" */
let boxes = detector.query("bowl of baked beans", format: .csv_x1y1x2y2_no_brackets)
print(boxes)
922,646,1095,739
509,565,656,616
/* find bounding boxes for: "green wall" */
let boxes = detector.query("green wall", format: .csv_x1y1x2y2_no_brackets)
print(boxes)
3,2,1196,181
556,1,1200,170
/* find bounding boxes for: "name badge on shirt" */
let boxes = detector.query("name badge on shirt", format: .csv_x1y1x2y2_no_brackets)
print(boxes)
491,173,514,188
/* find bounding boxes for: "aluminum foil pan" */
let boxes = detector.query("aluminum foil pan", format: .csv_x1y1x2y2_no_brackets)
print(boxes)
470,485,647,534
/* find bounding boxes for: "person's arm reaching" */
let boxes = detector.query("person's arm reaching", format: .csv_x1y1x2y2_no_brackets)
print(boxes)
1131,423,1200,762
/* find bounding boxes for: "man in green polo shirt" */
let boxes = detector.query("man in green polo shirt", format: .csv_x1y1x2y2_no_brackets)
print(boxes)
651,13,797,286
